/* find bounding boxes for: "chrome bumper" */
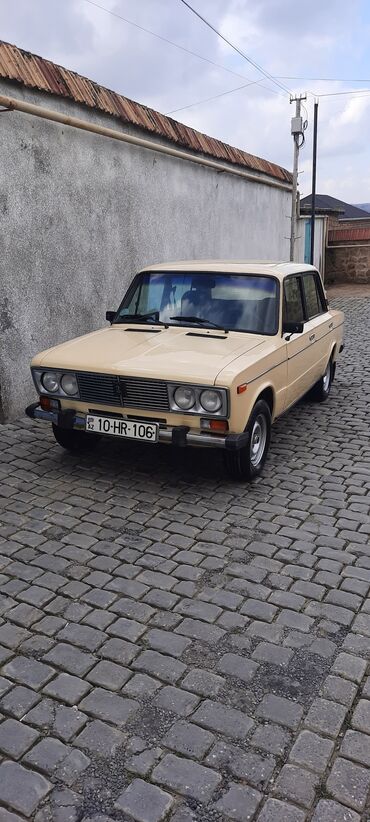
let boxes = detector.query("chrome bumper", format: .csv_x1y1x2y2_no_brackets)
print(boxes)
25,403,249,451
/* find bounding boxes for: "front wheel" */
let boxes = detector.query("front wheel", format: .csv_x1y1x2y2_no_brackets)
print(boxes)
52,424,101,452
224,399,271,481
309,357,334,402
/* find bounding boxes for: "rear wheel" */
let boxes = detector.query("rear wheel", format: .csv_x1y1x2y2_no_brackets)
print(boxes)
52,424,101,452
310,357,334,402
224,399,271,481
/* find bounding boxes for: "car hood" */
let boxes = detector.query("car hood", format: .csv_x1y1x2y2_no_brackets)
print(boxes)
33,325,265,385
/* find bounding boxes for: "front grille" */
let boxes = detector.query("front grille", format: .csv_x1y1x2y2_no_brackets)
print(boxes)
120,377,170,411
77,372,121,406
77,372,170,412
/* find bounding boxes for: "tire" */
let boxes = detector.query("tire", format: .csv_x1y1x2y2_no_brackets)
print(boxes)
309,357,334,403
52,423,101,452
224,399,271,481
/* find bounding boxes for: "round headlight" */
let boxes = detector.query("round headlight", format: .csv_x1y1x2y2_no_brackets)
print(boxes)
41,371,60,393
60,373,78,396
174,386,196,410
200,389,222,413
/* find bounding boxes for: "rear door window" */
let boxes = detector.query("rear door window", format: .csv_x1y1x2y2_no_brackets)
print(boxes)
302,273,323,319
283,276,304,324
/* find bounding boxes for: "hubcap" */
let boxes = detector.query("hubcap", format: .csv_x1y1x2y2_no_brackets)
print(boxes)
250,414,267,467
323,362,331,392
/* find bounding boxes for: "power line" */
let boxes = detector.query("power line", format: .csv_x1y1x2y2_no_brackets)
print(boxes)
277,75,370,84
322,91,370,103
165,79,267,115
81,0,286,109
81,0,267,88
317,87,370,98
79,0,370,99
78,2,370,111
178,0,291,96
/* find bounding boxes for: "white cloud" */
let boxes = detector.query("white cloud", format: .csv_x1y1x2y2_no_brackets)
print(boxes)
336,94,370,126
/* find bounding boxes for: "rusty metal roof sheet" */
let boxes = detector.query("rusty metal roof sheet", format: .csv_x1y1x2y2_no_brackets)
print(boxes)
328,227,370,244
0,40,292,184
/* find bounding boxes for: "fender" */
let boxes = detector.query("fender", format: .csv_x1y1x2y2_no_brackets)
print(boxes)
240,382,276,431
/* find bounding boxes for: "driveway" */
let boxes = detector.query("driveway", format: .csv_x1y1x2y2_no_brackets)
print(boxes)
0,294,369,822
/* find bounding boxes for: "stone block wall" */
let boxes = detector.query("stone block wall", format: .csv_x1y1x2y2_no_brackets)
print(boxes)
326,244,370,284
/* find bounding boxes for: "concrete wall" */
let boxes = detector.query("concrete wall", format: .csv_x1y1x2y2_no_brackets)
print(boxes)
326,244,370,284
0,79,291,421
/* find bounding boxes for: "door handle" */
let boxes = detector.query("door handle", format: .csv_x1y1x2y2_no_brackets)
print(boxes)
329,322,333,329
309,333,315,342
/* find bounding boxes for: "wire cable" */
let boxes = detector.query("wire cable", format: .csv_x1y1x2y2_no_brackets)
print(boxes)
165,79,270,115
178,0,291,96
81,0,273,89
317,87,370,98
322,91,370,103
277,75,370,84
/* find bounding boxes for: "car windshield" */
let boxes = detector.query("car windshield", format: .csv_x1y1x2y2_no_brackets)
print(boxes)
115,271,279,335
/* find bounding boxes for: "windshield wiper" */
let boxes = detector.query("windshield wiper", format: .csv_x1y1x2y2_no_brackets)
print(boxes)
170,315,227,332
116,312,167,326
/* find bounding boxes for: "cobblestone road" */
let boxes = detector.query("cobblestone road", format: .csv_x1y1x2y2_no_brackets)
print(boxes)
0,295,369,822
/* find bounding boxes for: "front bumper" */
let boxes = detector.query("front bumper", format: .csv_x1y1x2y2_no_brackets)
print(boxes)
25,403,249,451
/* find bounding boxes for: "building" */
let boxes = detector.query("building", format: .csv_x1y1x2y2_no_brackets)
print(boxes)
300,194,370,225
0,41,293,421
300,194,370,285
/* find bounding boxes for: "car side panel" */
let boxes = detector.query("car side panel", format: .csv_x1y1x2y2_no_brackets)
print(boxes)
216,340,288,433
285,322,317,407
285,308,344,408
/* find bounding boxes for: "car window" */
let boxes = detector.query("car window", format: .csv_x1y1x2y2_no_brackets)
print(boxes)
302,273,323,319
123,273,190,319
283,277,304,324
116,272,279,334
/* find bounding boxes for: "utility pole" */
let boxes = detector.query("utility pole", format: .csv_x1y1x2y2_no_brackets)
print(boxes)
310,100,319,265
290,94,307,262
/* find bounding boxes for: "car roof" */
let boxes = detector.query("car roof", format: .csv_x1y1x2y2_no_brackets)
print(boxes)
139,261,318,281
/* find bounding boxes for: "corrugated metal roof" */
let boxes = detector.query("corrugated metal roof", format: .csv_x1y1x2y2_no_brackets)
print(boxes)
328,227,370,243
0,40,292,184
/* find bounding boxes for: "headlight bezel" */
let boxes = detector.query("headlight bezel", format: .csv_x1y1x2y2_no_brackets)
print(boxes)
168,383,228,417
60,373,79,396
32,368,80,400
199,389,222,413
173,385,196,411
41,371,60,394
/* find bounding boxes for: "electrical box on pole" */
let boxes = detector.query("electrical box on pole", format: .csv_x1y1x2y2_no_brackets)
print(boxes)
291,116,303,135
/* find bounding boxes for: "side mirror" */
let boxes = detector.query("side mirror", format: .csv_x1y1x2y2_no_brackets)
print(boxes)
282,321,304,335
106,310,116,323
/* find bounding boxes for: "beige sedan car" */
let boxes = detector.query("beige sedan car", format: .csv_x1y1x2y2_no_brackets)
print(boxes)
26,261,344,480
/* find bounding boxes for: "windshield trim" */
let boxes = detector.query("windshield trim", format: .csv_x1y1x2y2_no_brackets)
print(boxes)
114,270,281,337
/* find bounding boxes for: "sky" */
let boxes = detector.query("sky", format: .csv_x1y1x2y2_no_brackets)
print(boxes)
1,0,370,203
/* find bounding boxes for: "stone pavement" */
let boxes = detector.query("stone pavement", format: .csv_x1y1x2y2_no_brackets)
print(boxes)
0,294,369,821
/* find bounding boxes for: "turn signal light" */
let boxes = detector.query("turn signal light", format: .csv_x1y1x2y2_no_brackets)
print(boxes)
40,396,60,411
209,419,228,433
237,383,248,394
201,418,228,433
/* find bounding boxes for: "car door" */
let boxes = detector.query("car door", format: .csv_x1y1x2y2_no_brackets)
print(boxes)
284,274,316,407
301,270,332,382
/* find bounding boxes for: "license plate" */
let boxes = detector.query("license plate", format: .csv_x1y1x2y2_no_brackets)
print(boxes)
86,415,158,442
